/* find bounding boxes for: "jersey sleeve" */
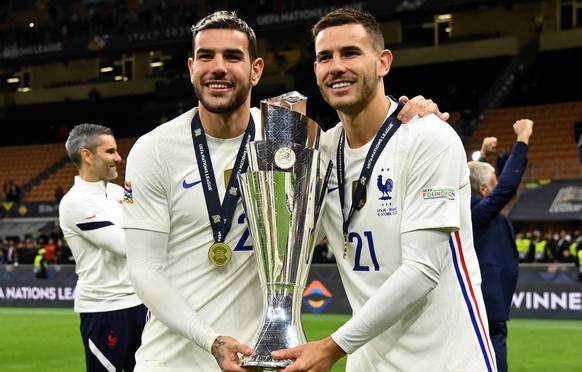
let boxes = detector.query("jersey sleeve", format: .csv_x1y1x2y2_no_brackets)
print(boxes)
331,229,447,353
400,117,467,233
123,132,171,233
59,191,126,257
126,229,219,353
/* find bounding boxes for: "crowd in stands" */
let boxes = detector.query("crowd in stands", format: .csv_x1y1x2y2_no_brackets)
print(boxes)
516,229,582,266
0,223,73,265
0,0,348,50
3,226,581,269
0,0,195,49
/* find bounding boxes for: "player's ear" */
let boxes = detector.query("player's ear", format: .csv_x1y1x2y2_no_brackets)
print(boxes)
378,49,392,78
250,58,264,87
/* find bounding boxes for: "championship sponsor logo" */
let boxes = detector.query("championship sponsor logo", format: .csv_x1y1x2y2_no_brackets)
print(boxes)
302,280,332,313
422,187,455,200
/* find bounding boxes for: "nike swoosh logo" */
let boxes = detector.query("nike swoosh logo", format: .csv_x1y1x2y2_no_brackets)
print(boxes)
327,187,339,193
84,214,96,219
182,179,202,189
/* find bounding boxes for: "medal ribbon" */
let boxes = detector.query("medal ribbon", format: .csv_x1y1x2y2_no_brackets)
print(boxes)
191,112,255,244
337,101,404,257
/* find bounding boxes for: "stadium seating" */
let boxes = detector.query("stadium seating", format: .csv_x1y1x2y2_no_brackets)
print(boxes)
4,98,581,202
1,0,582,203
0,142,68,194
464,100,582,180
19,138,136,201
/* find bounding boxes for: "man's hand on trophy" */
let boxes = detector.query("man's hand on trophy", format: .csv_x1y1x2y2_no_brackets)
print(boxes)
271,336,346,371
211,336,255,371
397,95,450,124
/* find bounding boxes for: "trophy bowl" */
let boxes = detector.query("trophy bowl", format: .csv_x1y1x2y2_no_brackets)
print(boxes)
238,91,330,368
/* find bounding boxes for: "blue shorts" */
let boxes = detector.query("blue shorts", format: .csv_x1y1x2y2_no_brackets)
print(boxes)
80,304,148,372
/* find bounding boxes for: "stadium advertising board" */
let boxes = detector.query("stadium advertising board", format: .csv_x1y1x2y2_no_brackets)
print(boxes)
512,282,582,320
0,200,60,219
0,269,76,307
2,265,581,320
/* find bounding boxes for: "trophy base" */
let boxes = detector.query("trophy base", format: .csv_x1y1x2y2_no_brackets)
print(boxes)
240,355,292,369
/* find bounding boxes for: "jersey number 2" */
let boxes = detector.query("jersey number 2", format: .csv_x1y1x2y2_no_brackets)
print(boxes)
234,213,253,251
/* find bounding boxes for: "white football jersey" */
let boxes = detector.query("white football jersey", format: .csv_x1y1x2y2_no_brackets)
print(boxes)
59,176,142,313
319,100,496,371
123,107,264,370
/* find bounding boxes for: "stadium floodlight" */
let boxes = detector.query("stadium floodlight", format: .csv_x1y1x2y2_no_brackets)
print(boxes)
471,150,481,161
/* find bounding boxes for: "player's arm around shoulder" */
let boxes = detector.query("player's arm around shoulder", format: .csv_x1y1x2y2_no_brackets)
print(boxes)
397,95,450,123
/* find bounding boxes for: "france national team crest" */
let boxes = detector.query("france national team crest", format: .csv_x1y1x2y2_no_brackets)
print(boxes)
375,168,398,217
377,173,393,200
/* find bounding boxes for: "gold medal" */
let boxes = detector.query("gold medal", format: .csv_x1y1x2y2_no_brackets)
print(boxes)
208,242,233,266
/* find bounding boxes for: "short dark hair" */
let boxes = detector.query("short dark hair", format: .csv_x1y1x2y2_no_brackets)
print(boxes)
191,10,258,61
311,8,384,51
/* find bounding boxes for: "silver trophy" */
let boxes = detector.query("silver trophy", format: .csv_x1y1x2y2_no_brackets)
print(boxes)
238,91,331,369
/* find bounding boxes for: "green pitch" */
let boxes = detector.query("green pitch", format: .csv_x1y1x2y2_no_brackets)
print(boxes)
0,308,581,371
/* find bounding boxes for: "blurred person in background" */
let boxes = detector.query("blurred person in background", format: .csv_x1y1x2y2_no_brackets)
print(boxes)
0,240,7,264
43,237,57,264
5,239,17,265
55,237,74,264
564,231,581,264
59,123,147,372
532,229,550,263
33,248,48,279
3,179,21,202
468,118,533,372
548,229,572,263
312,236,335,263
515,230,534,263
20,238,39,264
55,184,65,202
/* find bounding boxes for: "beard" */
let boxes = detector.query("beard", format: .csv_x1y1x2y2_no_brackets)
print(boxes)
321,70,378,114
193,76,251,114
108,169,118,180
